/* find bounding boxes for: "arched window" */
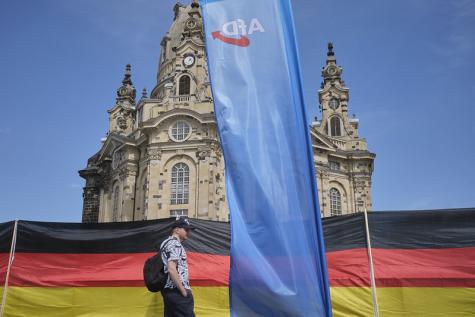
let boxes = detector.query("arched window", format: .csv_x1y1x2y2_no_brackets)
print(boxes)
112,185,120,222
330,188,342,216
178,75,191,95
171,163,190,205
330,116,342,137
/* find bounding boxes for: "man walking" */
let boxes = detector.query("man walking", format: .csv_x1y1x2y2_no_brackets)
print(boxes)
160,217,196,317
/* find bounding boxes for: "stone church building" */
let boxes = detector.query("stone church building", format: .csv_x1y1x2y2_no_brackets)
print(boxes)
79,1,375,223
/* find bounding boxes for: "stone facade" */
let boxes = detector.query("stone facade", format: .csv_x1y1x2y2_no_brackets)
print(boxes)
79,1,375,223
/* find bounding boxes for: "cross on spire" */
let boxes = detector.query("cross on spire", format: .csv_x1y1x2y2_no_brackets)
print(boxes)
122,64,133,86
327,42,335,57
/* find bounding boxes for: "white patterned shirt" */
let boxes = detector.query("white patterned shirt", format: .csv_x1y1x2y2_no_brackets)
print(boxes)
160,236,190,290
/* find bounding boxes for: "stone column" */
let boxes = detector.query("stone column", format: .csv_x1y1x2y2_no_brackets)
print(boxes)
81,186,100,223
79,167,101,223
118,165,138,222
144,146,161,220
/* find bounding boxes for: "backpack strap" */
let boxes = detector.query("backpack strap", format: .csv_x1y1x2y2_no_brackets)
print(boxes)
159,238,175,253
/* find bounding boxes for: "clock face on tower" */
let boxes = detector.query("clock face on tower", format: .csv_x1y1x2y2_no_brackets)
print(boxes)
329,98,340,110
327,66,337,75
119,87,128,96
186,19,197,30
183,54,195,68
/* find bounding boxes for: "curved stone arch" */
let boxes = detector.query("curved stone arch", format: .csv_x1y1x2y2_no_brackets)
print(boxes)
328,180,348,215
150,77,173,99
179,69,199,84
155,112,212,144
319,85,349,97
162,153,198,168
144,108,214,131
175,38,205,53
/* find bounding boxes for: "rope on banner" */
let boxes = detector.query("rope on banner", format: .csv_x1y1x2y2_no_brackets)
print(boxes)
363,207,380,317
0,220,19,317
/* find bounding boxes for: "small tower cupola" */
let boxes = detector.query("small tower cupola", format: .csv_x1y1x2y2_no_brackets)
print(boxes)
107,64,136,135
116,64,136,106
322,42,344,87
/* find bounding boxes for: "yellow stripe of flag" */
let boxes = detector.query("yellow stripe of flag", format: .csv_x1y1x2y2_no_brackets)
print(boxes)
2,286,475,316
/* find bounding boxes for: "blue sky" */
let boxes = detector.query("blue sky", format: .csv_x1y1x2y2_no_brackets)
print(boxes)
0,0,474,222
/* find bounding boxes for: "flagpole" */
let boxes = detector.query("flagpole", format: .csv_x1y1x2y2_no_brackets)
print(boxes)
0,220,18,317
363,207,380,317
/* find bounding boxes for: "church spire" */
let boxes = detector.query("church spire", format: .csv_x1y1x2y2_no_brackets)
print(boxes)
327,42,335,58
189,0,201,18
191,0,199,8
108,64,136,134
322,42,343,87
122,64,133,85
116,64,136,103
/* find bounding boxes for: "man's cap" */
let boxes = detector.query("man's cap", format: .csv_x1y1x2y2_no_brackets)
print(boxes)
172,216,196,230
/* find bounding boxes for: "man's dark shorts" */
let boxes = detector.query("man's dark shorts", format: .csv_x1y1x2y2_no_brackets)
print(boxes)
162,288,195,317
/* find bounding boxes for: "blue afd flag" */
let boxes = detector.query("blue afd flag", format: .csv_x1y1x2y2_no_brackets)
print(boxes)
199,0,332,316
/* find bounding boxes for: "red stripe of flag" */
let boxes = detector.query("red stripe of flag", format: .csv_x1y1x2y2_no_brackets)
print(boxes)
327,247,475,287
373,247,475,287
4,247,475,288
0,253,9,285
8,252,229,287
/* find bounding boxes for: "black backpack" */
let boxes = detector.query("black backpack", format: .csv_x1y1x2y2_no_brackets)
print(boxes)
143,239,172,292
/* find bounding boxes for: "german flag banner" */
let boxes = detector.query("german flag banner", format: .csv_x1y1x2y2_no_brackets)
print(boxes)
325,209,475,316
0,219,230,316
1,209,475,316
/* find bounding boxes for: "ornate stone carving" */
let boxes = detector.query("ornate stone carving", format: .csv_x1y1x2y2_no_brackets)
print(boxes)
118,165,138,179
196,82,211,102
112,150,124,169
196,146,211,160
146,147,162,161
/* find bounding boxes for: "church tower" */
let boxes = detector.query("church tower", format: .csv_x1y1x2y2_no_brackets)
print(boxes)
80,1,227,223
311,43,375,217
79,3,375,223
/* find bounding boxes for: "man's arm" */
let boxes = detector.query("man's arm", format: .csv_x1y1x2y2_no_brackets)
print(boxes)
168,260,187,297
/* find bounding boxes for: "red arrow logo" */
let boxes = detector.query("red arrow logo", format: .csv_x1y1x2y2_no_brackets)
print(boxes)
212,31,250,47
